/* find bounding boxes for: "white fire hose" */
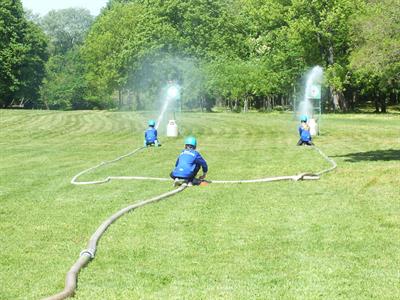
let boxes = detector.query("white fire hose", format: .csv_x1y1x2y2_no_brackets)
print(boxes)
71,146,336,185
45,145,336,299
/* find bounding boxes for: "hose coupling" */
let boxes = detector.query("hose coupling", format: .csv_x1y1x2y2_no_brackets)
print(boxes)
293,174,305,181
80,249,95,259
294,173,319,181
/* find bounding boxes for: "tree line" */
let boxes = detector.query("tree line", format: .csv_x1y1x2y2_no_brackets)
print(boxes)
1,0,399,112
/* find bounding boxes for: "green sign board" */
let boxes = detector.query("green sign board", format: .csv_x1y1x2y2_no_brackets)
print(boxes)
307,84,321,100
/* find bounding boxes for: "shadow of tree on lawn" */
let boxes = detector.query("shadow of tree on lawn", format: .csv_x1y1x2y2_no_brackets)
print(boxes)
333,149,400,162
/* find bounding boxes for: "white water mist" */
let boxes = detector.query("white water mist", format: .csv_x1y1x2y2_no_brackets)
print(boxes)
156,95,171,129
298,66,323,119
156,84,181,129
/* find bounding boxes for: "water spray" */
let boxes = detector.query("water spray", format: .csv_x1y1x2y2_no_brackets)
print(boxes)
298,66,323,135
167,85,179,99
156,83,181,130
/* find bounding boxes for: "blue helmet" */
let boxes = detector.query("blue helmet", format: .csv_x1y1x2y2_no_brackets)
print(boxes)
184,136,197,148
300,115,308,122
148,120,156,127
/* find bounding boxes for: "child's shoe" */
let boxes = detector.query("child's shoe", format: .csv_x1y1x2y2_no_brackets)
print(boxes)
191,178,201,186
173,178,183,187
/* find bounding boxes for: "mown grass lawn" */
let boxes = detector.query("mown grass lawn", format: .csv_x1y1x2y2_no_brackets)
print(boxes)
0,110,399,299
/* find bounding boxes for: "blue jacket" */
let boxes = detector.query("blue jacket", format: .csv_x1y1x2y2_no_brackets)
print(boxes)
145,127,157,143
298,124,312,142
172,149,208,178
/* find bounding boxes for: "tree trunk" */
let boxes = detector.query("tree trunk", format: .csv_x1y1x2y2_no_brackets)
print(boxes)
338,91,348,112
205,99,212,112
243,97,248,113
351,91,357,111
292,85,297,112
374,91,380,113
135,93,142,110
330,87,340,111
118,89,123,109
381,93,387,113
328,43,341,111
390,90,398,105
127,90,133,110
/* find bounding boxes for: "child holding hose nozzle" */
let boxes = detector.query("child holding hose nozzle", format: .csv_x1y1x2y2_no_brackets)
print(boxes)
170,136,208,186
144,120,161,147
297,115,314,146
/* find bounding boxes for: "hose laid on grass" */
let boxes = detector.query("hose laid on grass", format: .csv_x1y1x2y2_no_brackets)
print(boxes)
210,146,337,183
71,146,336,185
46,144,336,299
313,146,338,176
43,184,188,300
70,146,147,185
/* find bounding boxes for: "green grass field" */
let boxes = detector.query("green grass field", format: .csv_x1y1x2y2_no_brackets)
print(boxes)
1,110,399,299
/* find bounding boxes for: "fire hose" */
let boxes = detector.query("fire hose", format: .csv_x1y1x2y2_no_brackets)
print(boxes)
43,184,188,300
71,146,336,185
45,145,336,299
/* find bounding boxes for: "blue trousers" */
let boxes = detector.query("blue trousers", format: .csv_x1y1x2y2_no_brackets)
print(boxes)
170,165,201,181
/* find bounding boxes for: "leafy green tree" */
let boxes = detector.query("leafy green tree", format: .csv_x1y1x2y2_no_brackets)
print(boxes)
40,8,94,55
16,20,49,107
39,8,97,109
216,0,306,110
82,2,178,106
84,0,248,108
349,0,400,112
156,0,247,59
40,50,112,110
284,0,364,111
81,0,397,112
0,0,48,108
25,9,40,23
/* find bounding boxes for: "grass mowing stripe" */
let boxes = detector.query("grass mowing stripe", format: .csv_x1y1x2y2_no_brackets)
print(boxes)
0,110,399,299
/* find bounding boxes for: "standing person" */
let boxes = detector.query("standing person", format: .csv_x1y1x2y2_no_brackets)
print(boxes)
170,136,208,186
297,115,314,146
144,120,160,147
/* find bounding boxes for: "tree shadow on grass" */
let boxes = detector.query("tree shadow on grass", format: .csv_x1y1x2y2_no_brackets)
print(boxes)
333,149,400,162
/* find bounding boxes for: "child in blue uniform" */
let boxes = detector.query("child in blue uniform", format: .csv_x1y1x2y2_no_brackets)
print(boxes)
170,136,208,186
297,115,314,146
144,120,160,147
